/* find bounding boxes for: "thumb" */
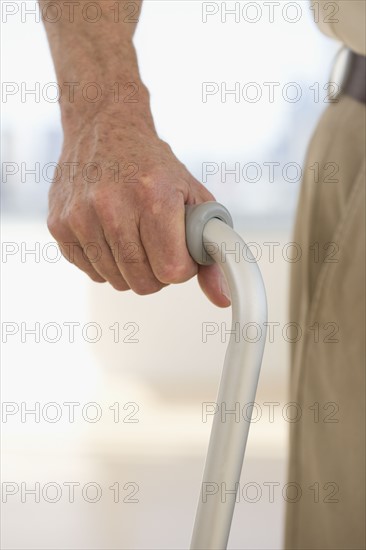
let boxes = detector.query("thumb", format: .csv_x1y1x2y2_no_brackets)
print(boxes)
197,263,231,308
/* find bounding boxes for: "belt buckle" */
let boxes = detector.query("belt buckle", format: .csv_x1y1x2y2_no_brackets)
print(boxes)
329,47,353,100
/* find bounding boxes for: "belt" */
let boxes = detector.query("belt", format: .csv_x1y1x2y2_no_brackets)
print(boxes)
342,51,366,104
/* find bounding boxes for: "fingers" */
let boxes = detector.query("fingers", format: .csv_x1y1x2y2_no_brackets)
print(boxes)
68,224,130,292
76,230,130,292
104,222,167,295
95,190,196,293
88,187,164,294
61,242,106,283
48,214,129,290
52,210,232,309
47,221,106,283
139,196,197,285
48,154,226,302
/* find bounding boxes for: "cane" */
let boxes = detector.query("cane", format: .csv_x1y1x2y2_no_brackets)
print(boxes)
185,202,267,550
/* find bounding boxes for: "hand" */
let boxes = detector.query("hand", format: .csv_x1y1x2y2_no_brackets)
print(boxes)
47,113,231,307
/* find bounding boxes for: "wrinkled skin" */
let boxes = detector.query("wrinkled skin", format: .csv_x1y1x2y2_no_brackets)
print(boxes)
48,115,231,307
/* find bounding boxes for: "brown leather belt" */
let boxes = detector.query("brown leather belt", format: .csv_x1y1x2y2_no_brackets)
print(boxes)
342,51,366,104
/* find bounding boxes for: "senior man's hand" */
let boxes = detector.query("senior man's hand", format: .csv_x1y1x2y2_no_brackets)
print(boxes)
41,0,230,307
47,114,230,307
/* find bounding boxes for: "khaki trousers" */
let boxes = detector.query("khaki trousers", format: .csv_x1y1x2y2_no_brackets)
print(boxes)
285,95,365,549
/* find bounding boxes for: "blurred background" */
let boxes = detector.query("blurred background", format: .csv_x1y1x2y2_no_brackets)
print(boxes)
1,1,340,548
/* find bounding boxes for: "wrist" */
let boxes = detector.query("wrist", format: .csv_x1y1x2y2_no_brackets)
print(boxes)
60,80,157,138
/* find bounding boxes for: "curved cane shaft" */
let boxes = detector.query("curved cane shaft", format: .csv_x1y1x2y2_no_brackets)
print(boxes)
185,204,267,550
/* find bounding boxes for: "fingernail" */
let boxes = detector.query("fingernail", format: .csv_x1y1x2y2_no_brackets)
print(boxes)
220,275,231,303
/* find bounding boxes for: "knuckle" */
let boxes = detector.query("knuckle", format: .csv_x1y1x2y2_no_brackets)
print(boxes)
132,280,164,296
67,210,86,235
138,171,157,190
157,262,194,284
47,216,70,243
106,224,125,244
89,273,106,284
47,216,60,238
135,174,166,203
110,279,130,292
91,189,113,218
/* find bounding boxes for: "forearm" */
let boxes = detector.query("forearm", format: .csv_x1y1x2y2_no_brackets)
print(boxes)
39,0,155,134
